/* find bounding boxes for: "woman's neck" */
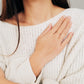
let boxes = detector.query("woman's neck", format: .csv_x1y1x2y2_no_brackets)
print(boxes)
22,0,59,25
5,0,65,26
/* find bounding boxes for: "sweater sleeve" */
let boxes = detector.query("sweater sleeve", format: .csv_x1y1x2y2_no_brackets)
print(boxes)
5,56,43,84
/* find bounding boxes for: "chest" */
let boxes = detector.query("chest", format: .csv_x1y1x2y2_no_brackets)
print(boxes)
4,26,67,81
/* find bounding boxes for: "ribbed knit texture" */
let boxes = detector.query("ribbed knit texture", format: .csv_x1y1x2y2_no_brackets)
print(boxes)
0,8,84,84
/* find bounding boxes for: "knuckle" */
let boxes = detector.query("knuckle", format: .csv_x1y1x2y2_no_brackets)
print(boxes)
56,31,59,36
66,25,70,30
53,34,58,39
62,33,66,37
61,16,65,21
58,16,65,24
63,21,67,25
65,18,69,22
60,16,64,20
66,39,69,42
67,38,70,42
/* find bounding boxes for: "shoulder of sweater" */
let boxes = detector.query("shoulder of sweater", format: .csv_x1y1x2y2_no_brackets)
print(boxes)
0,21,8,54
62,8,84,76
0,20,16,37
63,8,84,24
66,7,84,16
66,8,84,23
0,20,17,53
0,20,11,42
0,21,5,42
0,20,5,27
0,20,20,48
65,8,84,35
63,8,84,61
0,20,9,34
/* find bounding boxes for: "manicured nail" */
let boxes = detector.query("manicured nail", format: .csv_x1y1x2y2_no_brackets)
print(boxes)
67,16,71,19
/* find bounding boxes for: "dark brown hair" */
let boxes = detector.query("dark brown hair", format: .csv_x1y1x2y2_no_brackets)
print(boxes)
0,0,70,56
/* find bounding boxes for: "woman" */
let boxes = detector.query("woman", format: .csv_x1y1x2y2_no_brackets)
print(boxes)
0,0,84,84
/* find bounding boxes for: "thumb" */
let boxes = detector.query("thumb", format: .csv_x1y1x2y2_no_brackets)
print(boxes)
39,23,52,38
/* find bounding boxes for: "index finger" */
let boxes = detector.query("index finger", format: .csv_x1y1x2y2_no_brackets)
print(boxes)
50,16,66,34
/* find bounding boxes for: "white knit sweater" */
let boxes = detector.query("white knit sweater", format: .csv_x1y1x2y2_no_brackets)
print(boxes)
0,8,84,84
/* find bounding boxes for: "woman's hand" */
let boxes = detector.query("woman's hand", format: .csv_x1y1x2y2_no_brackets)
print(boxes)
29,16,74,77
34,16,73,64
0,68,5,79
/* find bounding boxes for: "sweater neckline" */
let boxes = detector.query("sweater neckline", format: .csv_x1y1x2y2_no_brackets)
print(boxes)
3,8,71,29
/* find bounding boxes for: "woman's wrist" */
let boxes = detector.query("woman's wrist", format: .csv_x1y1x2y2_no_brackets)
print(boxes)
29,51,46,77
0,78,18,84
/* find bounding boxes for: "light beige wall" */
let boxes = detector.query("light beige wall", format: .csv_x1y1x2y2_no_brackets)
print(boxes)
70,0,84,9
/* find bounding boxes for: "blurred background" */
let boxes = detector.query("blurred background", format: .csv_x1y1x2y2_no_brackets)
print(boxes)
70,0,84,9
0,0,84,15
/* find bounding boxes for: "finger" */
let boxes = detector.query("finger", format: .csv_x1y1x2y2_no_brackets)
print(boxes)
61,32,74,48
55,16,71,38
59,21,72,41
38,23,52,38
49,16,65,35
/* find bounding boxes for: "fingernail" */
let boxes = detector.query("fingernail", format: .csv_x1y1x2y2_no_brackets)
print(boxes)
67,16,71,19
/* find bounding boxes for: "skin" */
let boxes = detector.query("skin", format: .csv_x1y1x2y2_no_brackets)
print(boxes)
0,0,74,84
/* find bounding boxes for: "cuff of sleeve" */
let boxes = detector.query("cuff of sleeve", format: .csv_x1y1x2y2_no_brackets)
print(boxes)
28,58,43,84
6,57,43,84
42,79,59,84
